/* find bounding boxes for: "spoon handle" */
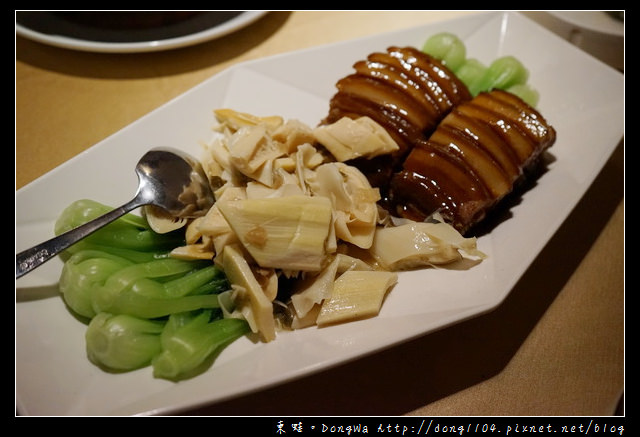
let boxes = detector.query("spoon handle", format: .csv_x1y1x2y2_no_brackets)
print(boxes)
16,198,143,279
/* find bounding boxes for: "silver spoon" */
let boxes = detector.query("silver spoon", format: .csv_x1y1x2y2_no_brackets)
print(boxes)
16,147,216,279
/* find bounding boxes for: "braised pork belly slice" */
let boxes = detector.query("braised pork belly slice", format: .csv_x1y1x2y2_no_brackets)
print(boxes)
390,89,556,235
322,46,472,202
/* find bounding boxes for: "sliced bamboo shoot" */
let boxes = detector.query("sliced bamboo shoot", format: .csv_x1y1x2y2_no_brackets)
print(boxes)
217,195,333,271
222,245,276,342
369,219,485,270
291,256,340,318
313,116,399,161
316,270,397,326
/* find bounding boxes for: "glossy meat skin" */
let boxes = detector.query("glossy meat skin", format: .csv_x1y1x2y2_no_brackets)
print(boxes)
322,46,472,197
389,89,556,234
321,47,556,235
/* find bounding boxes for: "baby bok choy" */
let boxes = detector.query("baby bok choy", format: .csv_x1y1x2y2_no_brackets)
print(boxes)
54,199,249,381
85,312,165,371
152,310,249,380
60,251,226,319
421,32,540,107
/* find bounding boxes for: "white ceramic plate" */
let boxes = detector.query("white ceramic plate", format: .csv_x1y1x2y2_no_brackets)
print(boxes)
15,11,267,53
15,11,624,416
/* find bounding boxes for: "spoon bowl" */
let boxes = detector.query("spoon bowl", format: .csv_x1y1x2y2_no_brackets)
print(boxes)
15,147,215,279
134,148,215,217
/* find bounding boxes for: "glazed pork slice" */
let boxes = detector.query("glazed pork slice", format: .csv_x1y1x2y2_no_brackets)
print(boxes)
322,46,472,196
389,89,556,235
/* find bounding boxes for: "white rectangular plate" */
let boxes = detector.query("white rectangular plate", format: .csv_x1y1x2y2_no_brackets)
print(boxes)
16,11,624,416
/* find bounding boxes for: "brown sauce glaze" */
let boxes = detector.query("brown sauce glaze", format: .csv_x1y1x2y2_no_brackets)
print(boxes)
389,90,556,234
429,124,512,198
442,108,522,180
321,46,473,203
387,46,472,110
473,91,556,162
320,47,556,235
353,59,443,125
365,52,451,123
335,74,432,132
391,138,493,229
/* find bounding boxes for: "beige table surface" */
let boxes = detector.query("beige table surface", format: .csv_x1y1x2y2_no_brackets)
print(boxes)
15,11,624,417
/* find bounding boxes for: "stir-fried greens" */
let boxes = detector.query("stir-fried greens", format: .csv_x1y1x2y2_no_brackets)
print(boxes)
56,199,249,380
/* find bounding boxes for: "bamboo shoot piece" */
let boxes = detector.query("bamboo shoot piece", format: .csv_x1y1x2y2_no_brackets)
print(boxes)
316,270,397,326
221,245,276,342
369,218,485,270
217,195,334,272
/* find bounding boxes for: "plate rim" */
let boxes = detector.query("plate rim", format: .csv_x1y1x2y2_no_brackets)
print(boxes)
15,11,624,416
15,11,268,53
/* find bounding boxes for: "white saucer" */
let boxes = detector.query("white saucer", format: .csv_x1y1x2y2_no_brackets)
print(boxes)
16,11,268,53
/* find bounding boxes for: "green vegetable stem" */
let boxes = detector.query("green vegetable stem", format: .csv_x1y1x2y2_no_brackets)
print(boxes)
88,257,226,319
471,55,529,97
86,312,165,371
421,31,467,71
453,58,487,96
421,32,540,107
59,248,229,319
505,83,540,108
55,199,248,381
152,310,250,380
59,249,133,319
54,199,185,261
